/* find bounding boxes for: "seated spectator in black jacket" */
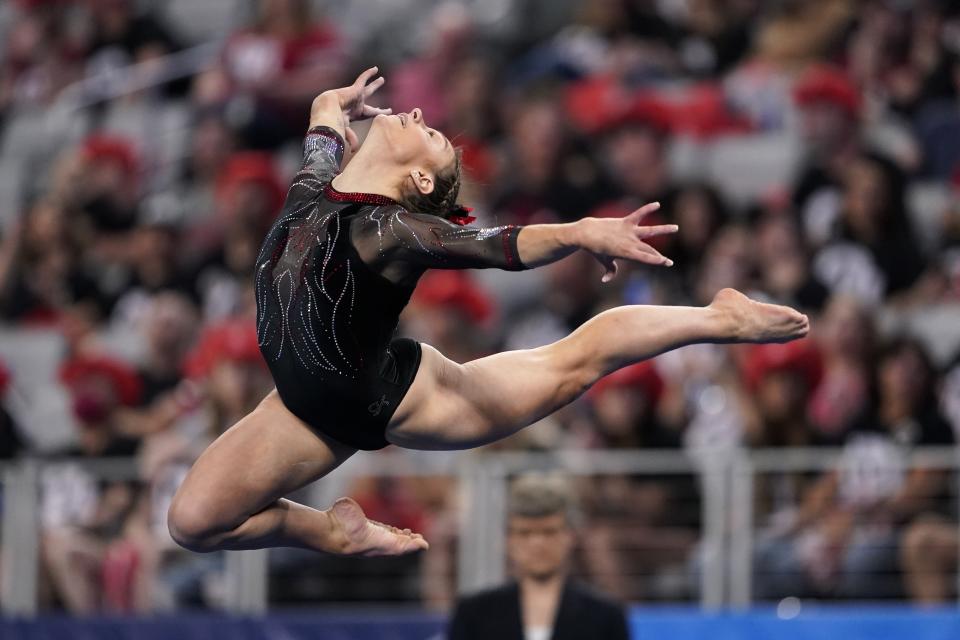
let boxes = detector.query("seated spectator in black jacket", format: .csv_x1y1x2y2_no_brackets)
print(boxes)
448,474,629,640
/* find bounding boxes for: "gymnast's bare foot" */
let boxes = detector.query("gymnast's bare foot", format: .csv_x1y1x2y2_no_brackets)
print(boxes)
328,497,429,557
709,288,809,344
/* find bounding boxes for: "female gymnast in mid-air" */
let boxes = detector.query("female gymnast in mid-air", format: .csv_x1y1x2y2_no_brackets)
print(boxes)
168,68,809,556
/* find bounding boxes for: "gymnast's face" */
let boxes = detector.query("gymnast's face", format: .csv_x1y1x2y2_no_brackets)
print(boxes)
366,108,456,197
507,513,574,581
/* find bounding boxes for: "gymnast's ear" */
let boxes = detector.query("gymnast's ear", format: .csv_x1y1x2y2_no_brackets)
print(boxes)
408,169,435,196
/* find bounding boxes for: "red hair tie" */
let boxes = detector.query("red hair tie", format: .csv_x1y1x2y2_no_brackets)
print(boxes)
446,205,476,226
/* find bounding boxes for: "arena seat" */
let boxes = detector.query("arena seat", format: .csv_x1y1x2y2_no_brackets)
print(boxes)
906,181,951,255
0,158,24,227
706,133,803,207
163,0,243,42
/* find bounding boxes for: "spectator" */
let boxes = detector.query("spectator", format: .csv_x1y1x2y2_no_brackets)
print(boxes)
201,0,345,148
915,54,960,179
808,295,874,443
83,0,182,68
596,100,671,214
493,88,613,224
186,150,283,319
501,246,607,353
183,318,272,439
577,363,699,601
110,197,197,329
739,339,823,448
0,200,100,324
168,111,237,237
736,339,829,598
403,270,495,363
0,1,84,113
387,3,474,130
753,337,953,600
580,362,667,448
69,134,143,237
448,473,629,640
812,152,928,305
675,0,752,77
112,291,200,439
660,183,729,294
49,134,146,312
39,355,142,613
692,223,753,306
725,1,853,131
791,65,865,247
752,213,829,312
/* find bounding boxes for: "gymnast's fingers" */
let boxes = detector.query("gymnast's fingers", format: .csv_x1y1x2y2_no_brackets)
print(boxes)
363,105,392,117
625,201,661,224
637,224,678,239
593,253,618,283
353,66,380,88
631,244,673,267
363,75,386,97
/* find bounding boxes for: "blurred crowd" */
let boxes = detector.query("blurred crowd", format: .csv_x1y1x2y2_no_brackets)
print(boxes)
1,0,960,614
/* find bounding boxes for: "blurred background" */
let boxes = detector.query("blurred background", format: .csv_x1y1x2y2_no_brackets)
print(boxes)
0,0,960,637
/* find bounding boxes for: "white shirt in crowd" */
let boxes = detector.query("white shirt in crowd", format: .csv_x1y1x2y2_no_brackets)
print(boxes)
526,626,552,640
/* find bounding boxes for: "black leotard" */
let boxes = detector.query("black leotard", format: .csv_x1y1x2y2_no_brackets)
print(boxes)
254,126,526,450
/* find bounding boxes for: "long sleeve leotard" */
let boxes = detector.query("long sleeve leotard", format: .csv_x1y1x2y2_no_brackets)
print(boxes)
253,126,526,449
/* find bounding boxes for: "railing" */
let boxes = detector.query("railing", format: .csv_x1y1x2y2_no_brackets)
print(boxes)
2,446,959,617
53,40,222,113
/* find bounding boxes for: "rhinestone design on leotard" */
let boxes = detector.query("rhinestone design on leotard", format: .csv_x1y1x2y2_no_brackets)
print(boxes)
255,126,525,380
322,183,397,207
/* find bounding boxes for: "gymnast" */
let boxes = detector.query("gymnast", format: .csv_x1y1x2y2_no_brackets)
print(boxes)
167,68,809,556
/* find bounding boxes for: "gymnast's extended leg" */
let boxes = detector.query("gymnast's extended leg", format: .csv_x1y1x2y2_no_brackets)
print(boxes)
386,288,809,450
167,390,427,556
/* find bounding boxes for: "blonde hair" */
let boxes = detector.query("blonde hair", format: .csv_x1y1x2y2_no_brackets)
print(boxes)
508,473,577,523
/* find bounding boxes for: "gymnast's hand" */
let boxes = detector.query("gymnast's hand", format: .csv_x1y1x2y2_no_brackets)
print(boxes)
310,66,392,151
576,202,678,282
328,66,392,122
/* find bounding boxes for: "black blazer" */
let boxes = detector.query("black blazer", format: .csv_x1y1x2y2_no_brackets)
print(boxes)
447,580,630,640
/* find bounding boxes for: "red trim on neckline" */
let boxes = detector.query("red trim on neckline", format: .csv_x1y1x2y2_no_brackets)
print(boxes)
323,183,398,206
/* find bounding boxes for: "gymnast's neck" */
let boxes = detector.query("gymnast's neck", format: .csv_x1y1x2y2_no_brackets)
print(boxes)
331,146,405,203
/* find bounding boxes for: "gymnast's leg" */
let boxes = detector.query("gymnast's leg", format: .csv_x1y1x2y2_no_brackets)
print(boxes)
167,390,427,556
386,288,809,450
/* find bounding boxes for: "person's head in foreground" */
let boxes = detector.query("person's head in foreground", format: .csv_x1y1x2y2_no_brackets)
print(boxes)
507,473,577,583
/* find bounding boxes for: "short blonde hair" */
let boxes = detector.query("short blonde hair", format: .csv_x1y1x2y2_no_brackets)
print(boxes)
508,473,577,523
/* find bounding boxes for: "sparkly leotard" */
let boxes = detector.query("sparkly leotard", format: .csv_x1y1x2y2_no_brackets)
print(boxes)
255,127,526,450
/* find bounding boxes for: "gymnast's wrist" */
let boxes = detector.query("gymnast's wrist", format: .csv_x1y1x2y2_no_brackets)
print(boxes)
567,218,594,252
309,92,346,130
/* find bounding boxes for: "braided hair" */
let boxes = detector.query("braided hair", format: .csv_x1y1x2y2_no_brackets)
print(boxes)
397,149,464,222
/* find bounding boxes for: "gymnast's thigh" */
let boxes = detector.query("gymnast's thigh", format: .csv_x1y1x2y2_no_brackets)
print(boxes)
384,341,577,451
172,390,357,526
383,343,479,450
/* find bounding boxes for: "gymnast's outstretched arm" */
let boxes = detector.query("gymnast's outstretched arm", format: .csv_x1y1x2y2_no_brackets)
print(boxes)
356,201,679,282
514,202,677,280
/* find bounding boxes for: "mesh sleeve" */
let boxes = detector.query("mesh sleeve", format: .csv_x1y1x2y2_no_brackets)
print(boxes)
277,126,345,217
351,206,526,276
